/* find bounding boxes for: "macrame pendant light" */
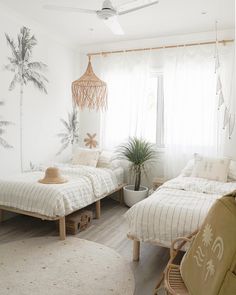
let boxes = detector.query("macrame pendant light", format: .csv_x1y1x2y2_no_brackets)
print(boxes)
72,56,108,111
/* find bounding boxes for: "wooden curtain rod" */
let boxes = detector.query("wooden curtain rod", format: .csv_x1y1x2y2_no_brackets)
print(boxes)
87,39,234,57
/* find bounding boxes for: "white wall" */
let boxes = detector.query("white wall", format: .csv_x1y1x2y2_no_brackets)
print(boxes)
80,29,234,54
0,4,78,177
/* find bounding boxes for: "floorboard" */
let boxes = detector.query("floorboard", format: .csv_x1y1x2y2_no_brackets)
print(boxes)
0,198,169,295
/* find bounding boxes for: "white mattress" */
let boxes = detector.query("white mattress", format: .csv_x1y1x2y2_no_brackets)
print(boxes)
0,165,124,218
126,176,236,248
54,163,124,185
112,167,124,185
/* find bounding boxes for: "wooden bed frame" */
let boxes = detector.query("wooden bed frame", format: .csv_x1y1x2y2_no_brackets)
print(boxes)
127,234,141,261
0,183,126,240
127,230,199,262
127,234,172,262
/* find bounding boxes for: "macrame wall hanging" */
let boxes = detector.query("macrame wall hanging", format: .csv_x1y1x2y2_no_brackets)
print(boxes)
72,56,108,111
215,21,235,138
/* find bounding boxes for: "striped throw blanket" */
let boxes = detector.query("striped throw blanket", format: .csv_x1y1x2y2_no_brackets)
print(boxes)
125,176,236,248
0,165,118,218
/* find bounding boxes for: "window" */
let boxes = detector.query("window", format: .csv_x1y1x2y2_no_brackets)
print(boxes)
147,72,164,147
100,62,164,149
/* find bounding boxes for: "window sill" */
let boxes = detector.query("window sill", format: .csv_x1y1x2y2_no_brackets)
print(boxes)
156,146,165,153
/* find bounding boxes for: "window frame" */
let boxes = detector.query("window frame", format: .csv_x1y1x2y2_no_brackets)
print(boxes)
149,70,165,149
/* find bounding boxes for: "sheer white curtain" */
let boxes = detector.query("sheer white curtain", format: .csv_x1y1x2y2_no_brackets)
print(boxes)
163,45,222,179
100,52,151,149
217,43,235,137
97,44,234,178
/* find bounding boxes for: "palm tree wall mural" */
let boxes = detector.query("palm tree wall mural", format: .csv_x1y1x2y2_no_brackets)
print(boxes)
57,106,79,155
0,101,13,149
4,26,48,172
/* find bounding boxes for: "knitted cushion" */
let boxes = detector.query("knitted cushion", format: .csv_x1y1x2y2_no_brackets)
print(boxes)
191,155,230,182
72,148,100,167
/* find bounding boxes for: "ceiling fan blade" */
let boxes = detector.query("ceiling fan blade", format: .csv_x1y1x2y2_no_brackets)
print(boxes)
43,4,97,14
103,16,124,35
118,0,158,15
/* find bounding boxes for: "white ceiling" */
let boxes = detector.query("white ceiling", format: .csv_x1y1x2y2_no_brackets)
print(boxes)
0,0,234,47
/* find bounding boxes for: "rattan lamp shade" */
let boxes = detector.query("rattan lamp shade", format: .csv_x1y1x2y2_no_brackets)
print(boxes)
72,58,108,111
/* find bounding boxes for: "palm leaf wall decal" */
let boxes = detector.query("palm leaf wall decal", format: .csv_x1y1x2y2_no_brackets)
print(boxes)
0,102,13,149
4,26,48,172
57,107,79,155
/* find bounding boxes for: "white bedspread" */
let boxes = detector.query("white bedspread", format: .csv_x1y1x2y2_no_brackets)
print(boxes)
0,165,118,218
125,176,236,248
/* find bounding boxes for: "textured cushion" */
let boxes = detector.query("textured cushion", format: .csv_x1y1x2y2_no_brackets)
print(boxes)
228,160,236,180
72,148,100,167
97,151,114,168
180,159,194,176
191,155,230,182
97,151,122,169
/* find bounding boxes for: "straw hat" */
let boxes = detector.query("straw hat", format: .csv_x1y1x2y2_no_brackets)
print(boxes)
38,167,68,184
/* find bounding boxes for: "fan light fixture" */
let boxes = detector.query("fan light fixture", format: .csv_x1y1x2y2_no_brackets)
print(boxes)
43,0,159,35
72,56,108,111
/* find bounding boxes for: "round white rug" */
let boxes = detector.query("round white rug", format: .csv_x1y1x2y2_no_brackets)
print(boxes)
0,237,135,295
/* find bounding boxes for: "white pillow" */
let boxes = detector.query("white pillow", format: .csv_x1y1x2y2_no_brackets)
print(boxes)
97,150,114,168
228,160,236,180
96,150,122,169
191,155,230,182
180,159,194,176
72,148,100,167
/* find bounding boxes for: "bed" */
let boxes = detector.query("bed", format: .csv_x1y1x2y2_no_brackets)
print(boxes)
0,164,125,240
125,175,236,261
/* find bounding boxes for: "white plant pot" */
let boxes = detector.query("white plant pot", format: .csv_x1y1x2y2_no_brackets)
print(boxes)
123,185,149,207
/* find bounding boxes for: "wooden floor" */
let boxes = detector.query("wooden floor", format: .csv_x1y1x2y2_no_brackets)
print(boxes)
0,198,169,295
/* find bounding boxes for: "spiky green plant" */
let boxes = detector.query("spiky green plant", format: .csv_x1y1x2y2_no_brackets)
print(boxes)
0,102,13,149
4,26,48,171
57,107,79,155
117,137,157,191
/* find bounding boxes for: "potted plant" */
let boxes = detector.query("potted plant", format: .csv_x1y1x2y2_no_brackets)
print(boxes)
117,137,157,207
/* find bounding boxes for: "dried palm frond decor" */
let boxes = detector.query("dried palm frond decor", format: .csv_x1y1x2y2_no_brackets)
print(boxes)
72,56,107,111
84,133,98,149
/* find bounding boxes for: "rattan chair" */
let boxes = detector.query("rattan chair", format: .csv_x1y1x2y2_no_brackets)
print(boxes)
154,232,197,295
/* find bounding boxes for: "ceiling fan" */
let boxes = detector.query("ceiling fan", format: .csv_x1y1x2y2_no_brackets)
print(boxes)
43,0,159,35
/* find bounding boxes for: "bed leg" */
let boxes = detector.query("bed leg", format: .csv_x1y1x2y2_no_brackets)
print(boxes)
133,240,140,261
118,188,124,205
0,209,4,223
59,217,66,240
95,200,101,219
